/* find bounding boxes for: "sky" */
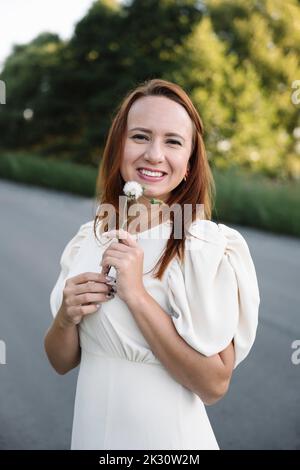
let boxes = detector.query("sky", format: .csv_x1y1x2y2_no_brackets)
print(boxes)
0,0,97,70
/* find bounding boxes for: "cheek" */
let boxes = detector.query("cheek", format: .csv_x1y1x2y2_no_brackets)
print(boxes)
120,145,138,180
120,144,136,173
123,142,140,162
167,153,189,175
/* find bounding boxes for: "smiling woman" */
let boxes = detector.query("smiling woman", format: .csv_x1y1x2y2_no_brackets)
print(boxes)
45,78,260,450
120,95,193,198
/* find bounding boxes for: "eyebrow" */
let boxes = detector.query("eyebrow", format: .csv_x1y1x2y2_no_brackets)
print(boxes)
128,127,185,142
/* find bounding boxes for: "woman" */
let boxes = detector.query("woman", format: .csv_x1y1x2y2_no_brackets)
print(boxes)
44,78,260,450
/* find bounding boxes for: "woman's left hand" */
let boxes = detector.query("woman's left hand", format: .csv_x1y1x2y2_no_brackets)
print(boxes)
100,229,146,304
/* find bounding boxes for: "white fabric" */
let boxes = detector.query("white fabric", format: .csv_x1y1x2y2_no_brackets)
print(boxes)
50,221,93,318
167,220,260,369
49,218,260,450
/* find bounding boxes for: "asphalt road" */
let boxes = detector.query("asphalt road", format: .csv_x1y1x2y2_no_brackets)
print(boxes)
0,179,299,450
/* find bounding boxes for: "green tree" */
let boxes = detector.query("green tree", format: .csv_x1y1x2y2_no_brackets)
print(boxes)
205,0,300,178
0,0,299,179
0,33,65,149
62,0,203,164
165,16,283,176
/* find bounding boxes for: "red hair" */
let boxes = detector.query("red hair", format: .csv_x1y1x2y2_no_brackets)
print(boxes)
94,78,215,280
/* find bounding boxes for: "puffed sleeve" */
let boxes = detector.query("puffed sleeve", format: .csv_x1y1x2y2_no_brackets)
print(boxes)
49,221,93,318
166,220,260,369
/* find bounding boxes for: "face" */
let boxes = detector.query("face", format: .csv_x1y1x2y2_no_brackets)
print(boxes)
120,95,193,205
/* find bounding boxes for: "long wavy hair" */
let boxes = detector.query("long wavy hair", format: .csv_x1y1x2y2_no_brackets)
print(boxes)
93,78,215,280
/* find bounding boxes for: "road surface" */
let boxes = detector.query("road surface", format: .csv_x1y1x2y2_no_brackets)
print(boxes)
0,179,299,449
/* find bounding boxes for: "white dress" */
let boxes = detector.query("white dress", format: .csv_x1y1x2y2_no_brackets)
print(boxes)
49,218,260,450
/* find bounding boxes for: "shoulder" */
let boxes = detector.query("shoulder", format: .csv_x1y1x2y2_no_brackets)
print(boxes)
67,219,94,248
187,219,248,249
184,219,255,275
78,219,94,234
60,219,94,268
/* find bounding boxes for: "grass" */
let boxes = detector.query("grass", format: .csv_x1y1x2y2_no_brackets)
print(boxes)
213,168,300,237
0,152,97,197
0,152,299,237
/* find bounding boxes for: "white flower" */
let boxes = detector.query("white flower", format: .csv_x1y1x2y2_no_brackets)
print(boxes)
104,180,161,278
123,181,144,200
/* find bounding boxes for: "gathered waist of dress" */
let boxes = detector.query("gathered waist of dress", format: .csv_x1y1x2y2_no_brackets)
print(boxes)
80,345,165,369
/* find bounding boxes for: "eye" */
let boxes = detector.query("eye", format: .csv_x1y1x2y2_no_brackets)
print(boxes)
131,134,182,146
168,139,182,146
132,134,148,141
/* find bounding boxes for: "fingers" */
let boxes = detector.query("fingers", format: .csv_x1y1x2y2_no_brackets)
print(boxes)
102,250,124,261
66,272,111,287
103,229,137,247
64,272,116,308
71,303,103,317
73,291,113,306
100,256,121,272
74,280,111,295
104,241,131,252
61,272,117,326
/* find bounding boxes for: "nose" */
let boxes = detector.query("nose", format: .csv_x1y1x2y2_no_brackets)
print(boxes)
144,138,165,163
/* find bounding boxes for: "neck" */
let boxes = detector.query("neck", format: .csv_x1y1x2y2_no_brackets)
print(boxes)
126,197,164,233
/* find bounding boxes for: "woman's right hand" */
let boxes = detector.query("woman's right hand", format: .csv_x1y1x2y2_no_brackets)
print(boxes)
58,272,116,327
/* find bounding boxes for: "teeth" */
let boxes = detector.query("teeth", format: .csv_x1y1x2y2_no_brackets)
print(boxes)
139,169,164,177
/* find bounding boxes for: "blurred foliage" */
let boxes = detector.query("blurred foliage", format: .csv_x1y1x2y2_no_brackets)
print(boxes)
0,0,300,179
1,152,299,236
0,152,97,196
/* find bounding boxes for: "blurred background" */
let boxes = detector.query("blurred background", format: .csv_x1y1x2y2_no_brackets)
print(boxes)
0,0,299,450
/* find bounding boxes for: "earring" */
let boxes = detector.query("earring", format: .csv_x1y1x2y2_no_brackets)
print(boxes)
184,168,190,181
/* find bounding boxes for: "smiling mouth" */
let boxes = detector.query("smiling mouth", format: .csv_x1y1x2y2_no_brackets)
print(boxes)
137,168,167,176
136,169,168,182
